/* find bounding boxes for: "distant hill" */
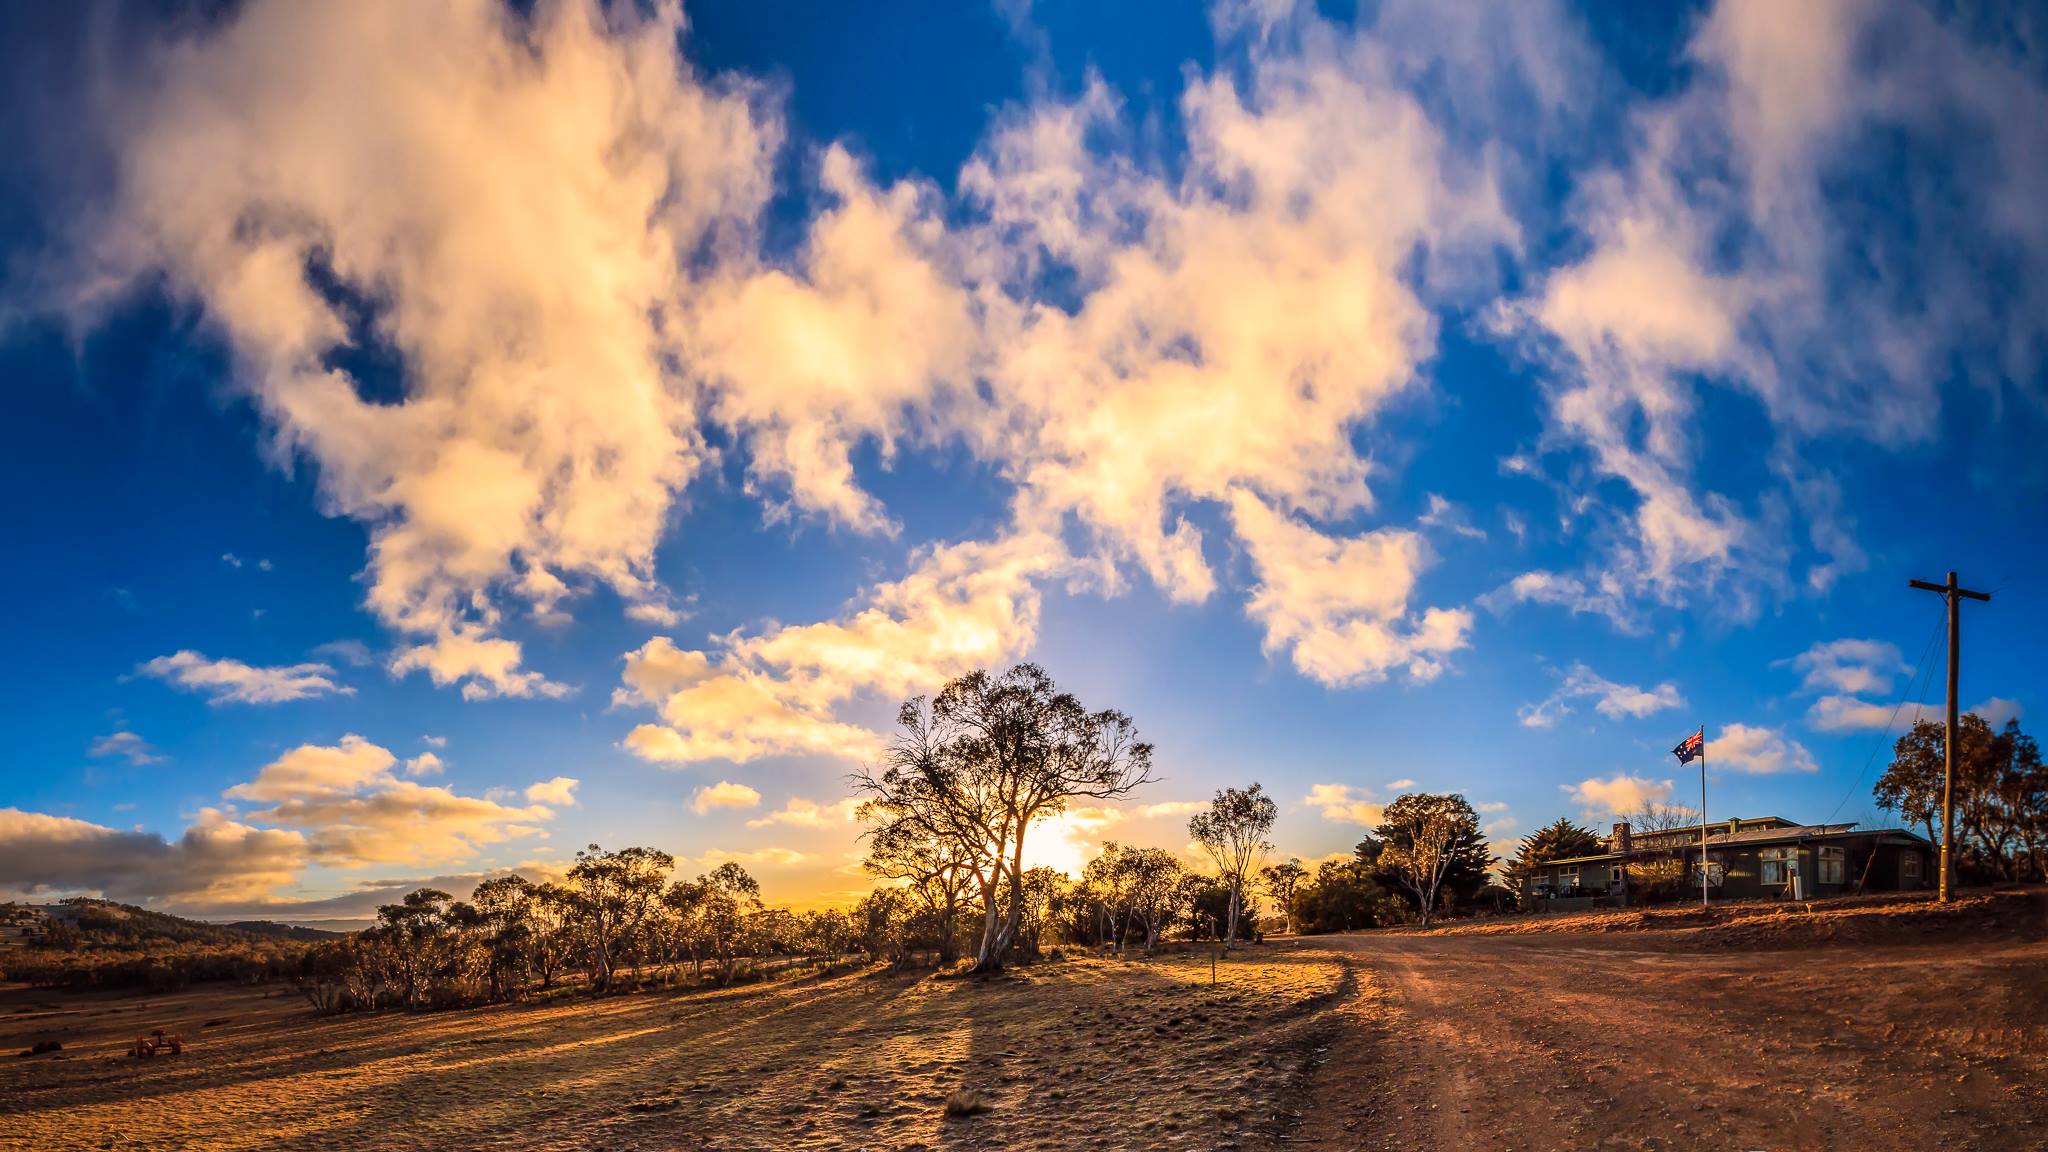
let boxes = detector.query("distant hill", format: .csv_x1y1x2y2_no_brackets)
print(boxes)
221,919,346,943
18,899,343,949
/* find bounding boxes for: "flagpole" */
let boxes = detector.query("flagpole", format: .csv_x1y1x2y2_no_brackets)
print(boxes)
1699,727,1709,909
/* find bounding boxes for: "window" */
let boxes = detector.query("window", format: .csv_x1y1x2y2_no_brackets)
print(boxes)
1902,853,1922,880
1760,847,1795,886
1818,846,1846,885
1559,866,1580,887
1610,867,1626,886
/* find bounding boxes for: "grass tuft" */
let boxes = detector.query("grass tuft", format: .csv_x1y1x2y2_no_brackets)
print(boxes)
942,1089,991,1118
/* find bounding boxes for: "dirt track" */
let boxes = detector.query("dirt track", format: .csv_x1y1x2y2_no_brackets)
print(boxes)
1293,930,2048,1150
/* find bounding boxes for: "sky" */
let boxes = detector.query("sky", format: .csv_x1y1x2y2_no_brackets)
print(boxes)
1,0,2044,927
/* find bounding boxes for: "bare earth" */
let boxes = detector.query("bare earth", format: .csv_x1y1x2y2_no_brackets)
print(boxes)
0,951,1345,1152
3,891,2043,1151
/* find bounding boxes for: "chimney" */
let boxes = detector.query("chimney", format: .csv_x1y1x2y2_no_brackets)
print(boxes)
1612,822,1632,854
1727,818,1739,837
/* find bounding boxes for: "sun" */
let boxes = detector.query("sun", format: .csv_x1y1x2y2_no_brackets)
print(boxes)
1020,808,1118,878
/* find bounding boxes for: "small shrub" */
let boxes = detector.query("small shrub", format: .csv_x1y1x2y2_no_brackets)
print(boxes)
943,1089,991,1118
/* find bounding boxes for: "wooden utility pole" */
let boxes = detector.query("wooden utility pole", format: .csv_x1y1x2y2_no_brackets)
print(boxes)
1908,570,1991,903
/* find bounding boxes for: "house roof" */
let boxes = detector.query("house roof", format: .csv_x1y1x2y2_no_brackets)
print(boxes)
1539,851,1625,867
1706,822,1856,847
1523,821,1932,872
1625,817,1796,840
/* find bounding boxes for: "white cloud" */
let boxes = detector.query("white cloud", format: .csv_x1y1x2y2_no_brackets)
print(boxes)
55,0,1549,715
1231,491,1471,687
1564,774,1673,816
0,807,306,905
225,735,395,803
698,846,809,869
1807,694,1936,733
1303,784,1385,826
311,639,377,668
73,0,780,699
1385,778,1416,791
223,735,557,867
421,734,448,749
403,752,444,777
1711,722,1819,774
1971,697,2023,729
955,19,1516,604
389,627,570,702
618,531,1059,765
687,145,978,534
1133,800,1210,819
1505,0,2048,616
747,797,861,829
1484,570,1637,631
1519,662,1682,728
1417,494,1486,541
1787,638,1904,696
135,650,350,705
88,731,164,766
691,780,762,814
221,553,242,569
525,776,579,808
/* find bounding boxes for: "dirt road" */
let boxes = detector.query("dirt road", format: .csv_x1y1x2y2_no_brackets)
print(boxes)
1293,931,2048,1151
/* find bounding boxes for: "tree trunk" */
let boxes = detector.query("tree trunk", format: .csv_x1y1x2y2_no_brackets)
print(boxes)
1224,883,1241,950
968,834,1028,975
939,888,959,965
591,915,613,992
968,861,1006,974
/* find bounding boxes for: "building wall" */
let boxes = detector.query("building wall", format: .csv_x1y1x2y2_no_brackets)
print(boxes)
1524,835,1934,906
1524,859,1625,901
1700,837,1932,900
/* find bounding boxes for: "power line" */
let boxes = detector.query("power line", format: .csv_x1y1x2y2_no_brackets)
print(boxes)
1822,603,1946,828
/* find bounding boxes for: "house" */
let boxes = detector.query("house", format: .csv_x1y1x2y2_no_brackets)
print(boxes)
1520,817,1934,910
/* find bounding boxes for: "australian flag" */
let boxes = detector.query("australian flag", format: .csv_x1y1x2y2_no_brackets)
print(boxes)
1672,727,1705,765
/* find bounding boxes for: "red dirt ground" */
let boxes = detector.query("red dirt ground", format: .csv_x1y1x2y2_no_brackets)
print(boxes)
1290,888,2048,1151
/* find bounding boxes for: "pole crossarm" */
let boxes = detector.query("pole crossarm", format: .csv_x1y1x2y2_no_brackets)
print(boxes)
1908,571,1991,903
1909,578,1990,601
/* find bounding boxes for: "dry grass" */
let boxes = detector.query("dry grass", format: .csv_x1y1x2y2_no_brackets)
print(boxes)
0,947,1349,1152
940,1089,990,1118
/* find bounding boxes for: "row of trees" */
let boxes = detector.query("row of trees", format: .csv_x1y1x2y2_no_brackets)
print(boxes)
286,663,1529,1008
296,849,855,1012
1259,794,1503,932
290,665,1295,1008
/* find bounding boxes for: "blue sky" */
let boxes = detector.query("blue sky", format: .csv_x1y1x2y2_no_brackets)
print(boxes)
1,0,2043,923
